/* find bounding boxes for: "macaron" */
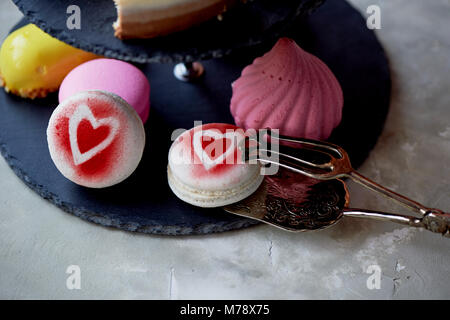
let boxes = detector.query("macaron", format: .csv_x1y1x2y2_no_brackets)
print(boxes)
167,123,264,207
47,90,145,188
0,24,99,99
59,58,150,123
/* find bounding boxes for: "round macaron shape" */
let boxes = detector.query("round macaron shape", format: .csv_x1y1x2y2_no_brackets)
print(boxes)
47,90,146,188
167,123,264,208
59,58,150,123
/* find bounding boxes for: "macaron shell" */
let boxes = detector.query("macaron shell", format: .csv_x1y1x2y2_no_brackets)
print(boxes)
47,90,145,188
59,58,150,123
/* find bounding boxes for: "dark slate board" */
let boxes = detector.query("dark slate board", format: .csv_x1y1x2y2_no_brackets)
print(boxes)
12,0,325,63
0,0,391,235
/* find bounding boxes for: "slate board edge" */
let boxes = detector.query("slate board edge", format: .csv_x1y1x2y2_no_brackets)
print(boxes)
0,139,260,236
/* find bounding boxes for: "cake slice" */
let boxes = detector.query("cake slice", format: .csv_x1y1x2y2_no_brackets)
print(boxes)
113,0,237,39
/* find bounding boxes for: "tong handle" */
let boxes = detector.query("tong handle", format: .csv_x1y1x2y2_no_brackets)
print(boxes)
345,171,450,238
265,131,445,216
344,208,450,237
421,209,450,236
344,171,450,237
347,170,430,215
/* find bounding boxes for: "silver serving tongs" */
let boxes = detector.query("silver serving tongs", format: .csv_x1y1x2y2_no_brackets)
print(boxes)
232,130,450,237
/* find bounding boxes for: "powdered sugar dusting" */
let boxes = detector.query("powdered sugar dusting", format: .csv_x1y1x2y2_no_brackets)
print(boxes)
355,227,418,269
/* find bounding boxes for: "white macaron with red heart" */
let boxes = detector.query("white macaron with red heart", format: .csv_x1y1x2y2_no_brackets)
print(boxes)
167,123,264,207
47,90,145,188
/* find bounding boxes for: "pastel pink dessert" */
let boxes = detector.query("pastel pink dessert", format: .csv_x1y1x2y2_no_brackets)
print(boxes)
59,58,150,123
167,123,264,207
47,90,145,188
230,37,343,141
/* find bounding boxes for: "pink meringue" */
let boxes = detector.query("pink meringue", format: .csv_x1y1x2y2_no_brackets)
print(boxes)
230,37,343,141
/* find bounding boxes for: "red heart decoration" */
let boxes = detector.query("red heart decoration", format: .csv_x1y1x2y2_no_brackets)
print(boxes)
193,129,242,171
77,119,111,154
201,136,232,161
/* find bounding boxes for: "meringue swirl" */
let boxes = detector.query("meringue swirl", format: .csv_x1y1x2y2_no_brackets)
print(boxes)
230,37,343,140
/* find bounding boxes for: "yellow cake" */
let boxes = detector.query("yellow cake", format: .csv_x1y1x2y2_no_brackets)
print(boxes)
0,24,99,99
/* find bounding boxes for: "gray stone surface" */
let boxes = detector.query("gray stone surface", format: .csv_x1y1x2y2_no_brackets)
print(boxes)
0,0,449,299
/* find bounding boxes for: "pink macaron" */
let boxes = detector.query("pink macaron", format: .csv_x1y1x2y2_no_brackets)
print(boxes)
59,58,150,123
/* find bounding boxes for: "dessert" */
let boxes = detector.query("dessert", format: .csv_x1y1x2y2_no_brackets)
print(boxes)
230,37,343,141
113,0,237,39
167,123,264,207
59,58,150,124
0,24,99,99
47,90,145,188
